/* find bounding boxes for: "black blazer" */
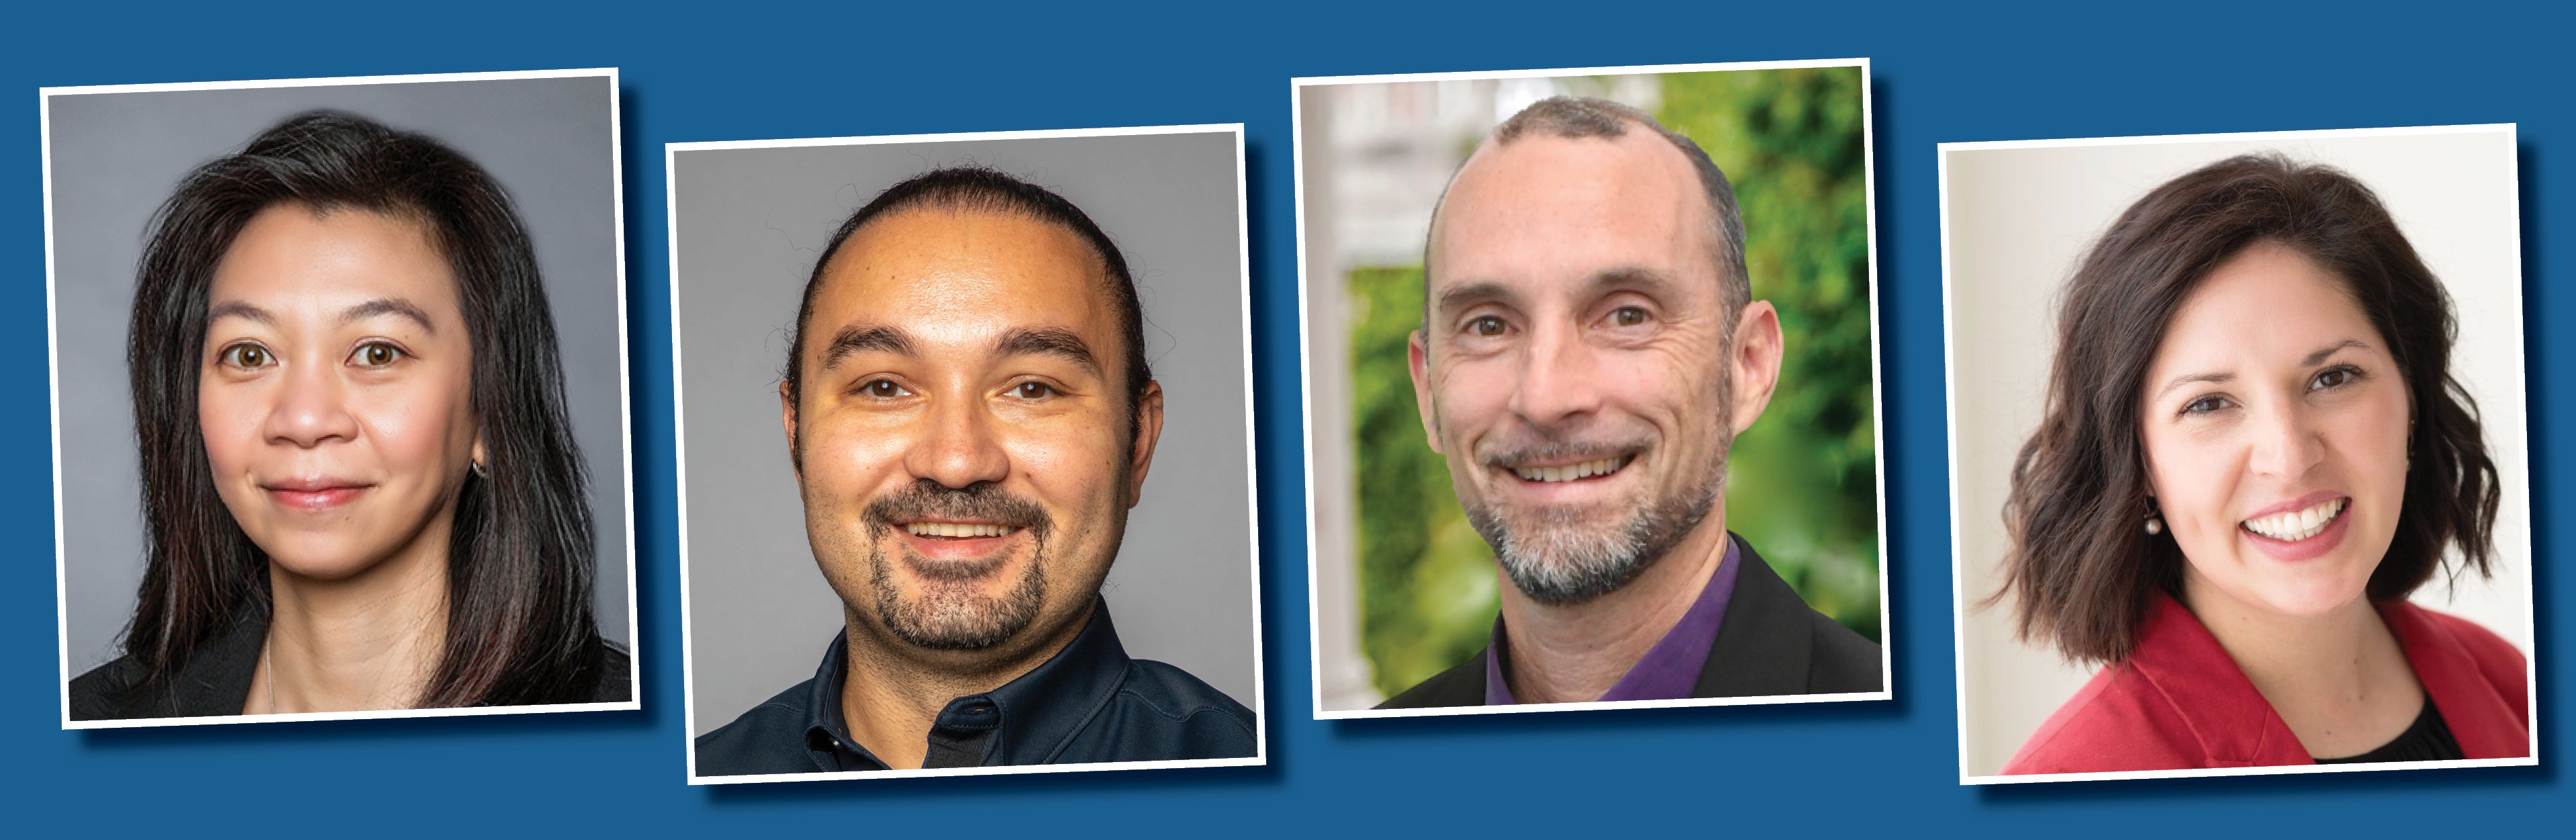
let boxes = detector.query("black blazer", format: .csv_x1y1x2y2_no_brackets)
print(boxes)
1376,535,1882,708
69,605,631,720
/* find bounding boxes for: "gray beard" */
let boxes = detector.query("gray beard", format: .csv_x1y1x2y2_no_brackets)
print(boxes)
1465,467,1722,606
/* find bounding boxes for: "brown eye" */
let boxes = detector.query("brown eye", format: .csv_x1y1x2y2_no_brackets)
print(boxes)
1468,316,1507,337
221,345,271,368
1013,382,1055,399
864,379,908,398
1609,306,1648,327
350,343,403,368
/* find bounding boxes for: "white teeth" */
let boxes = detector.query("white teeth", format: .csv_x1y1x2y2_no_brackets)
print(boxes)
904,523,1015,538
2242,498,2346,542
1512,457,1625,483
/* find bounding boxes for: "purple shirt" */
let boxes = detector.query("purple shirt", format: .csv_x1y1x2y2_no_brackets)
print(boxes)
1484,538,1741,704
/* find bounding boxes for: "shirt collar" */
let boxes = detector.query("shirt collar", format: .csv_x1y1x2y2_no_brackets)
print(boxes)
1485,537,1742,704
798,596,1134,770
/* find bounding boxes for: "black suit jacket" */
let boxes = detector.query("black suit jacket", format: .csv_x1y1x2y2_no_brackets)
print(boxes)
1375,535,1882,708
70,603,631,720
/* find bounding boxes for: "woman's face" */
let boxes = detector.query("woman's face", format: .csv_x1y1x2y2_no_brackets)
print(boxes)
198,204,481,581
2138,241,2412,620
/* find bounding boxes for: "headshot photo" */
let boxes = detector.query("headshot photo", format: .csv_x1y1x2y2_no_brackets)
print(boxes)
1942,126,2537,782
45,70,640,727
669,126,1262,781
1296,60,1891,716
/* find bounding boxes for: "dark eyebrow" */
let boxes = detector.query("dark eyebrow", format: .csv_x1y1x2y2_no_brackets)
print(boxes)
2302,339,2371,367
339,298,436,333
207,300,274,326
1433,280,1514,319
820,325,917,371
2155,372,2234,400
2153,339,2374,400
1432,265,1679,321
995,327,1102,377
1586,265,1677,298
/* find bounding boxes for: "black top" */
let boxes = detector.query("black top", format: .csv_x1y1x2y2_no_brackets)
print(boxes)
694,597,1257,776
2313,695,2466,765
1376,534,1883,708
68,603,631,720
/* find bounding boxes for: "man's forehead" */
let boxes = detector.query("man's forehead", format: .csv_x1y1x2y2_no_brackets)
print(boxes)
808,210,1113,353
1427,132,1713,300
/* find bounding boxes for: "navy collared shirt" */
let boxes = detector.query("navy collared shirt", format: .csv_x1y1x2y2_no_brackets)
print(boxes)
694,599,1256,775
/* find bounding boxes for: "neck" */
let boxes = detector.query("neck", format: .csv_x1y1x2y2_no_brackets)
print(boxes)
837,599,1095,770
1497,513,1729,704
2179,571,2421,757
254,538,451,714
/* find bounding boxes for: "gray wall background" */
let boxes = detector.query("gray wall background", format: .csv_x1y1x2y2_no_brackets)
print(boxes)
50,75,635,676
672,130,1258,736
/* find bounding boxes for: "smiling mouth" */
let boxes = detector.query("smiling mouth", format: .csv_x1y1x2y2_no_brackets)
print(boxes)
2241,497,2348,542
903,522,1021,540
263,482,371,510
1509,455,1634,483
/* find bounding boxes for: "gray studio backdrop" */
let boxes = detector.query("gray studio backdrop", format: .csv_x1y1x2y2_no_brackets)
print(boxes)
673,130,1257,735
50,75,634,677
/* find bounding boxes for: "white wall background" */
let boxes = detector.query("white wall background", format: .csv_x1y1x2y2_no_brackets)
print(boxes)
1942,127,2533,778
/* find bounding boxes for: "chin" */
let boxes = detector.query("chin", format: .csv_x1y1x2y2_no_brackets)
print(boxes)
2239,573,2374,619
257,537,393,581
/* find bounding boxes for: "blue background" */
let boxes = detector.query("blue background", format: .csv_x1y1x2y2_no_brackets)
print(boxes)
4,1,2563,834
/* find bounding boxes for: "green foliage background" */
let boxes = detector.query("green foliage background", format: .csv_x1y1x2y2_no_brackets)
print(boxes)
1351,67,1880,698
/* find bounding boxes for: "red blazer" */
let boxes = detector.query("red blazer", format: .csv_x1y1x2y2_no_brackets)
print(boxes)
2004,593,2530,774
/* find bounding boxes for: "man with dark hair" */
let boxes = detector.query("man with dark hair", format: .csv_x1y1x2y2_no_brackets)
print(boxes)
696,167,1254,773
1380,97,1880,708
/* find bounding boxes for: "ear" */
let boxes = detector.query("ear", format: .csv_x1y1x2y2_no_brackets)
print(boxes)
1407,329,1444,455
1126,380,1166,508
1727,300,1784,436
779,380,803,481
470,434,488,474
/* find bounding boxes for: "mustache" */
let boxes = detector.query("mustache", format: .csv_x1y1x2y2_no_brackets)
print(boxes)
1475,437,1651,470
862,479,1054,542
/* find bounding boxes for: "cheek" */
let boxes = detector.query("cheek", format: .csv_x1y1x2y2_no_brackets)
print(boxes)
354,370,477,475
1002,421,1125,509
2141,425,2232,530
806,420,909,501
196,381,260,476
1432,358,1512,427
2339,390,2415,515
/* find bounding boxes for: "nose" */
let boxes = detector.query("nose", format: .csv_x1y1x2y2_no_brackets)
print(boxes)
2246,396,2325,480
1504,315,1606,430
262,356,360,448
904,384,1011,490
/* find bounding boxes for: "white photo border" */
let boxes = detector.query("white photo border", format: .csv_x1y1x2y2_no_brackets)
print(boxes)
1937,122,2540,785
665,123,1267,784
43,67,645,730
1291,58,1894,720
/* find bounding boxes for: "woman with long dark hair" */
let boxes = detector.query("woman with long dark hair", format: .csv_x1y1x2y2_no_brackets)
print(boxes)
1998,154,2527,772
70,111,626,718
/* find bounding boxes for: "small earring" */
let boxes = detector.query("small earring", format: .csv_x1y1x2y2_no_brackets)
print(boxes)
470,459,489,479
2144,499,2164,536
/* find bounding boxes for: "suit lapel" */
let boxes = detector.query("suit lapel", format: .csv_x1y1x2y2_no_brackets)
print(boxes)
2381,601,2528,759
2126,595,2311,767
1692,536,1813,698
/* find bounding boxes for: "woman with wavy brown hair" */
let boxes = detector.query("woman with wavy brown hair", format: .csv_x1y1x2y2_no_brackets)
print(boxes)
1997,154,2526,773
